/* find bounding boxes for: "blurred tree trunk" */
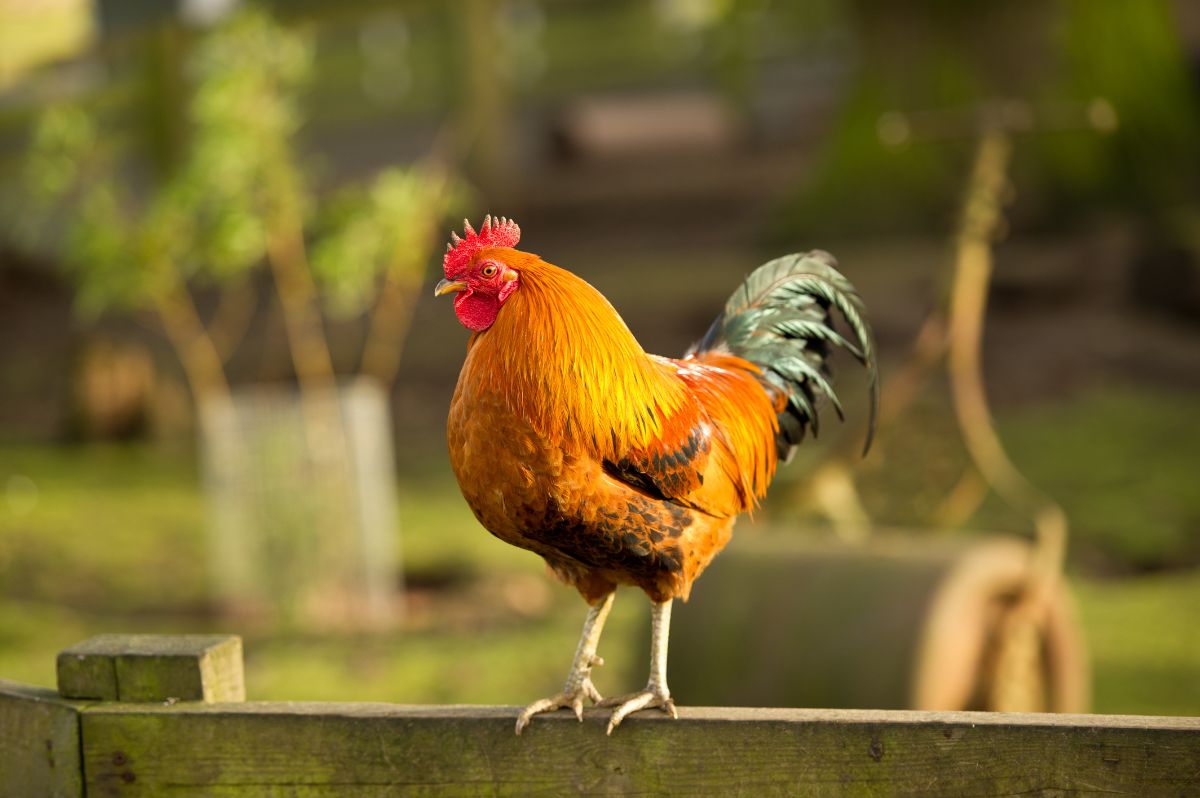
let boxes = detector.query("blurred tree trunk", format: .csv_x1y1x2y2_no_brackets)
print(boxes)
359,168,453,386
207,278,258,364
154,279,229,401
266,218,337,392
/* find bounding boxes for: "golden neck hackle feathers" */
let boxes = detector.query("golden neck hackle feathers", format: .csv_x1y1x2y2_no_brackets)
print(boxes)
461,250,689,456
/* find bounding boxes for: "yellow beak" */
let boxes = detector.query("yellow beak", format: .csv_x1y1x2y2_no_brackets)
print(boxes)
434,278,467,297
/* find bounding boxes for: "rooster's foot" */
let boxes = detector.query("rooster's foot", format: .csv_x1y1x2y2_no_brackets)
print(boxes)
597,686,677,735
514,658,605,735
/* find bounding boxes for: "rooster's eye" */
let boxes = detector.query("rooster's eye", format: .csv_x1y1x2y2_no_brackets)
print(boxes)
481,263,498,278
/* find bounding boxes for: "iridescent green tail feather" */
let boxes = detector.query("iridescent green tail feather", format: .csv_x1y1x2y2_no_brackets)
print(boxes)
689,251,879,460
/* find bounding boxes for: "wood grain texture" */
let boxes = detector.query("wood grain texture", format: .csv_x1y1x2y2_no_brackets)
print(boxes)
80,703,1200,797
57,634,245,703
0,680,82,798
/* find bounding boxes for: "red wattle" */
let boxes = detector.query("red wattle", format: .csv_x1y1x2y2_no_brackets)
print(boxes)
454,290,502,332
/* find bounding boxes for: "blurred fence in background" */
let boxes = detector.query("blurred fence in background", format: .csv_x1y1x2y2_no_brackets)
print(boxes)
202,378,400,628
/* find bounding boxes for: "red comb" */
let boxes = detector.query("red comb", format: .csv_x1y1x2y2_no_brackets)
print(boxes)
443,215,521,278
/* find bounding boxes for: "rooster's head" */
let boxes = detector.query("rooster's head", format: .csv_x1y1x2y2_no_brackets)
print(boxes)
436,215,523,332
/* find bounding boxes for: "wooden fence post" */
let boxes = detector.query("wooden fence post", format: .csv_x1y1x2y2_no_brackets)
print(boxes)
0,681,83,798
57,634,244,703
2,635,243,798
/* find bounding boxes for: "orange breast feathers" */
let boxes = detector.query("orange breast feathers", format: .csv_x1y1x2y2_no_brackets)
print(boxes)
455,249,781,521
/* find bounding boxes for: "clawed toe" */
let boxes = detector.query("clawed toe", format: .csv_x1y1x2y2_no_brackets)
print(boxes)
601,689,677,735
514,678,604,735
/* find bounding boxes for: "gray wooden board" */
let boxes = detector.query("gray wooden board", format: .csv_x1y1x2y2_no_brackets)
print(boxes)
79,703,1200,797
0,680,83,798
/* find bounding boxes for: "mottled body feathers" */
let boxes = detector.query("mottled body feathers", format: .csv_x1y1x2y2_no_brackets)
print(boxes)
447,247,875,605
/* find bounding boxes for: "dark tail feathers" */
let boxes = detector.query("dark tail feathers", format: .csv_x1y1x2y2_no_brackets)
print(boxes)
688,251,879,461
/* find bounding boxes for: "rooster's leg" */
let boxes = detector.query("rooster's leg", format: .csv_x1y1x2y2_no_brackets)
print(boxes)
599,598,678,734
514,590,614,735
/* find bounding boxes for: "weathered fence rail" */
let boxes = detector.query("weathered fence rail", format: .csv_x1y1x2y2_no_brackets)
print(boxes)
2,635,1198,797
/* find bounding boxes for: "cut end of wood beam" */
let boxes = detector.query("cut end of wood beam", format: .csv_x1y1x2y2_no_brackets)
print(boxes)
56,634,245,704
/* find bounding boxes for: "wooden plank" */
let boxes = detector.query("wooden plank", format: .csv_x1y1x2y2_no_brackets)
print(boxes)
80,703,1200,797
0,680,83,798
57,634,245,703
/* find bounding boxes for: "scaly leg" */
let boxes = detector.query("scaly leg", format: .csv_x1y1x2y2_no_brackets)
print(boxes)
599,598,678,734
515,590,614,735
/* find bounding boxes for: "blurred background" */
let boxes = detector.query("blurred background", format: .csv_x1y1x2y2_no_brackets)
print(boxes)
0,0,1197,716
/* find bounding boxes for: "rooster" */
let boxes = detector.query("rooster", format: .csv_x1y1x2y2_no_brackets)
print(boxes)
436,216,877,734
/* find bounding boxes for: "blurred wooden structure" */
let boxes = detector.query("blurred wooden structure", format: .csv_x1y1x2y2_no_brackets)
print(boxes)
668,533,1089,714
1,635,1196,797
554,91,740,161
71,338,156,440
741,104,1118,715
200,378,401,629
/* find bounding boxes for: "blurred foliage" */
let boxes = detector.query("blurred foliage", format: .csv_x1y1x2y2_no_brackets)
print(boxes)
780,74,974,239
17,9,314,314
22,104,165,315
997,389,1200,572
1036,0,1200,221
16,7,458,343
777,0,1200,240
177,7,313,278
312,167,465,318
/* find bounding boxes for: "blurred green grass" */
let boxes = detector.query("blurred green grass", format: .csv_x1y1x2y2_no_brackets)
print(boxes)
0,440,649,703
0,387,1197,715
1074,571,1200,716
1000,389,1200,571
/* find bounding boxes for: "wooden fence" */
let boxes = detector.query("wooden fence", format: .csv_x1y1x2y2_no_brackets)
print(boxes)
2,634,1198,797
